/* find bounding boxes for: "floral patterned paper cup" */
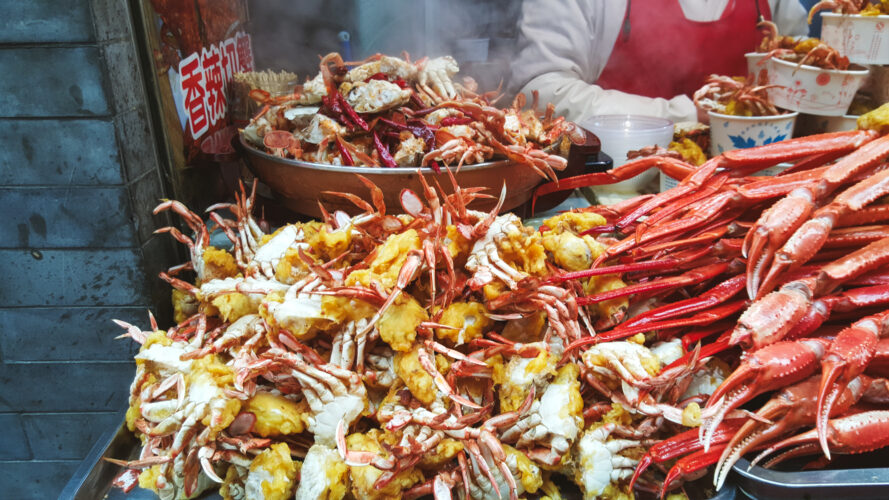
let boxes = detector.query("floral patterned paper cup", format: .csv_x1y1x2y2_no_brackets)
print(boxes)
708,111,799,157
764,57,869,116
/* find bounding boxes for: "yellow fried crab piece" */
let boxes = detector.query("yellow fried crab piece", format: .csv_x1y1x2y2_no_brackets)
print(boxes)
245,392,311,437
541,212,607,235
346,429,424,499
434,301,492,345
294,444,349,500
245,442,298,500
211,292,257,323
669,137,707,165
394,344,448,404
379,295,428,352
859,103,889,135
188,356,241,435
417,438,464,469
346,229,421,289
505,444,543,494
202,246,240,282
496,348,558,413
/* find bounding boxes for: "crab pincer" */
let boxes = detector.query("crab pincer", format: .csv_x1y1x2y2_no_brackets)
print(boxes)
700,338,830,451
816,309,889,459
750,410,889,470
713,375,867,490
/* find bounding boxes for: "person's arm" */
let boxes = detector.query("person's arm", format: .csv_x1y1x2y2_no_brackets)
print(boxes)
510,0,697,124
769,0,809,37
520,72,698,124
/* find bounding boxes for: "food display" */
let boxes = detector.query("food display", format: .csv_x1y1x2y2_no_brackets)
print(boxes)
106,94,889,500
241,52,576,180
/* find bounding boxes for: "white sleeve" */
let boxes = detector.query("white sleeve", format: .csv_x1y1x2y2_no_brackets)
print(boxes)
510,0,697,124
519,72,698,124
769,0,809,37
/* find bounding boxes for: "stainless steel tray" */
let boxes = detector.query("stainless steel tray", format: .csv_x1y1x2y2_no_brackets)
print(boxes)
733,457,889,500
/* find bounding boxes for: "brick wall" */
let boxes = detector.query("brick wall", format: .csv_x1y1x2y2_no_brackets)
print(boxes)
0,1,176,497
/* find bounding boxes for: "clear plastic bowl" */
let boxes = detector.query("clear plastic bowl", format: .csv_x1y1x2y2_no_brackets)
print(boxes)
579,115,674,195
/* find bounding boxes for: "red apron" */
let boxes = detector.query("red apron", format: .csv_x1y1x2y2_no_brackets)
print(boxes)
597,0,770,99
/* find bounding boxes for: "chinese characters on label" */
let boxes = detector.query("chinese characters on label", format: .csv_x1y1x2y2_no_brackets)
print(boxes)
179,32,254,139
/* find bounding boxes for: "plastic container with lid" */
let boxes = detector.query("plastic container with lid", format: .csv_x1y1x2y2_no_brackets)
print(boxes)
579,115,673,201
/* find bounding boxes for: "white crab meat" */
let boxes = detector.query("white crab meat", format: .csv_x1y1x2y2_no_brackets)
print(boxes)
296,114,347,145
574,425,639,500
346,80,412,114
425,108,459,125
244,468,273,500
264,292,330,337
649,339,684,367
298,72,327,105
294,444,348,500
251,225,309,278
310,392,365,447
441,124,475,139
135,343,193,375
681,361,728,400
283,106,319,128
346,55,417,83
536,376,581,444
393,136,426,166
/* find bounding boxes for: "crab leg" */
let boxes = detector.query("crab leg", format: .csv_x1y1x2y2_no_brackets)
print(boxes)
816,310,889,459
750,410,889,469
576,262,729,306
713,375,867,489
700,338,830,450
629,418,745,491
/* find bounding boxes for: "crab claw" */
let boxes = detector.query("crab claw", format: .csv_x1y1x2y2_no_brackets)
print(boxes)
700,338,829,451
816,312,888,459
744,188,815,298
751,410,889,469
630,418,745,492
661,445,726,498
729,278,815,349
713,375,866,490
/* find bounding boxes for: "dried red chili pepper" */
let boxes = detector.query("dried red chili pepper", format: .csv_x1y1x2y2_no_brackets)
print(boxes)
373,131,398,167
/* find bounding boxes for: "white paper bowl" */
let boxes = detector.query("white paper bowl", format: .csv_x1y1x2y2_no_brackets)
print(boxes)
745,52,768,79
764,57,869,116
708,111,798,156
579,115,674,194
821,13,889,65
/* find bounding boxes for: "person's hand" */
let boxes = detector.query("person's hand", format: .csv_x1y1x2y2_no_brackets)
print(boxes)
418,56,459,99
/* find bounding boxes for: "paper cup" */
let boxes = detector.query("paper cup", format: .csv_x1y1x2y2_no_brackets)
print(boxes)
821,13,889,65
764,57,869,116
708,111,798,157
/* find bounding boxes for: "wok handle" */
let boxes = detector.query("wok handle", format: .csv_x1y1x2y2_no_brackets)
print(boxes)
531,128,612,213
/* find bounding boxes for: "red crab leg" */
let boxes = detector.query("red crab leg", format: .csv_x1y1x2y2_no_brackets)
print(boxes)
660,445,727,499
620,275,745,329
713,375,867,490
816,309,889,459
629,418,745,492
750,410,889,469
576,262,729,306
757,164,889,296
700,338,830,451
589,299,746,345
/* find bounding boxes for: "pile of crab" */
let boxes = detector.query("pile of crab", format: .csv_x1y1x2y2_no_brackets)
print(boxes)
112,119,889,498
754,20,850,70
242,52,576,180
809,0,889,19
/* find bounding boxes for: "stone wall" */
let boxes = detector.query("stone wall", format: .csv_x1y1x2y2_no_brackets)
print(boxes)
0,1,176,497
